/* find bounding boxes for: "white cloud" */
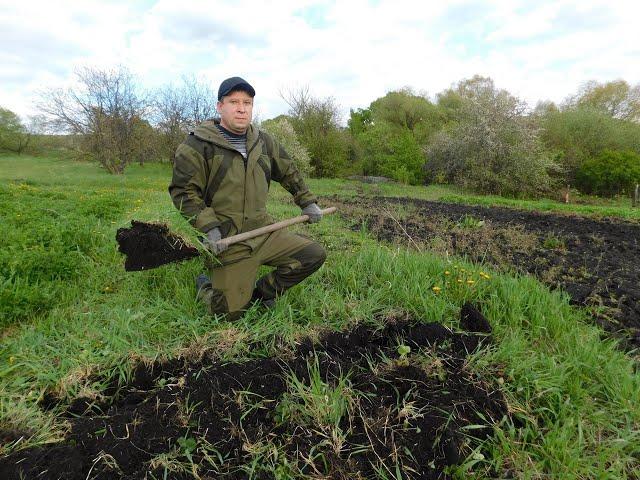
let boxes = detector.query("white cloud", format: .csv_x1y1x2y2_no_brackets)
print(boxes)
1,0,639,122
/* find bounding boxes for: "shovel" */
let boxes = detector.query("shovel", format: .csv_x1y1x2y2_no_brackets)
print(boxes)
116,207,337,271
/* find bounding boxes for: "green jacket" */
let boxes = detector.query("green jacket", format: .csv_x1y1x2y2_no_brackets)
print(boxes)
169,120,316,248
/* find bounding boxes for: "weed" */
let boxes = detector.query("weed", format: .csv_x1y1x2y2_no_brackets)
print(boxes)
456,214,486,229
542,234,566,250
276,355,352,432
176,394,202,428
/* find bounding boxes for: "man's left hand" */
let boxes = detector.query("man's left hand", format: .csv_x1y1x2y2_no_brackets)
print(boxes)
302,203,322,223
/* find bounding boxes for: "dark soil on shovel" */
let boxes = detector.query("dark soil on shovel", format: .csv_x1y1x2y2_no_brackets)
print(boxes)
329,195,640,351
0,305,506,479
116,221,200,271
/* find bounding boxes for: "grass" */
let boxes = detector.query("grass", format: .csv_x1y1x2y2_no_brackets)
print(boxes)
1,153,639,478
276,355,353,434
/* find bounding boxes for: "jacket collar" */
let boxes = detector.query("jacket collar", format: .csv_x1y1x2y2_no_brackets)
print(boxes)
193,119,259,150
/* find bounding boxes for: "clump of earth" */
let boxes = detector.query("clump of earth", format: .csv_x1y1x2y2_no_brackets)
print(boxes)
116,220,200,271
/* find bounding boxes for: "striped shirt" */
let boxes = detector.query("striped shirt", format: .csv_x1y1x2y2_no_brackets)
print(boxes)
216,125,247,159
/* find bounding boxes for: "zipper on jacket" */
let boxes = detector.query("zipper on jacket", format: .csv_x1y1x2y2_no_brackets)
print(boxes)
241,136,261,229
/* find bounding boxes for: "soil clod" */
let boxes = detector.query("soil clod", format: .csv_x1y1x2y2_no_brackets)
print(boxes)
461,303,493,333
115,221,199,271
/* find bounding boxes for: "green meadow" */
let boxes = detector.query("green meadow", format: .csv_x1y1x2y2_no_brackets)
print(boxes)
1,154,639,478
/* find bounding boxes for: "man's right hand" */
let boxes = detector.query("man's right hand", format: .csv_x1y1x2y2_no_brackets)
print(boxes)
204,227,228,255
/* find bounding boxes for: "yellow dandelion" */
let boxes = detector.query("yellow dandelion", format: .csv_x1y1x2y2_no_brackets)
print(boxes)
466,279,475,285
444,270,451,275
432,286,441,293
457,278,463,283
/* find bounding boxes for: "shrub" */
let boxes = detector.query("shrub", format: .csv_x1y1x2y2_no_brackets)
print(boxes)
358,123,425,185
425,76,558,197
538,108,640,182
575,150,640,197
260,117,313,177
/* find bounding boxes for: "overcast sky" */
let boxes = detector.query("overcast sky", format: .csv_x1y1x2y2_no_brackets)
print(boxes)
1,0,639,124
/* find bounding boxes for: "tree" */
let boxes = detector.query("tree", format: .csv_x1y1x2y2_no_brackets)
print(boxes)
435,89,465,123
369,88,443,144
348,89,443,183
359,123,425,184
152,76,217,163
347,108,373,136
37,66,149,173
281,87,349,177
539,107,640,181
565,80,640,122
575,150,640,197
426,76,557,197
0,108,31,154
260,116,313,177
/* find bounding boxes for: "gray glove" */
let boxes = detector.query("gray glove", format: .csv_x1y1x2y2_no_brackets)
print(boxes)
203,227,228,255
302,203,322,223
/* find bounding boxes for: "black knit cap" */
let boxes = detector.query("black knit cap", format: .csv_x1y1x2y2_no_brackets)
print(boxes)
218,76,255,100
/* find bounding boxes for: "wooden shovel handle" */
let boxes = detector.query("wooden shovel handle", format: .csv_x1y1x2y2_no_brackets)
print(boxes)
216,207,337,248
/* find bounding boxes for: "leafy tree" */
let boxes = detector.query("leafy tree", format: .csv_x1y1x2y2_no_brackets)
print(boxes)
539,107,640,181
368,88,443,144
0,108,31,154
533,100,560,117
347,108,373,136
575,150,640,197
358,123,425,184
435,89,465,123
282,87,349,177
349,89,442,182
260,116,313,177
426,76,556,197
565,80,640,122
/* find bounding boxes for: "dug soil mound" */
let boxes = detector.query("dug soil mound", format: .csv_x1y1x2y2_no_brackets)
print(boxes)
1,306,506,479
330,196,640,350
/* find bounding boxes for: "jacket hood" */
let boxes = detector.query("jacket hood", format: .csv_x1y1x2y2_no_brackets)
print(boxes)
192,119,257,146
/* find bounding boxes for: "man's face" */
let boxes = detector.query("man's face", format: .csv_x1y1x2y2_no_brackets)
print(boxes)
217,90,254,134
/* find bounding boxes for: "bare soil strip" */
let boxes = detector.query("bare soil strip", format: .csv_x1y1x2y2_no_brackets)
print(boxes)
329,195,640,351
0,306,506,479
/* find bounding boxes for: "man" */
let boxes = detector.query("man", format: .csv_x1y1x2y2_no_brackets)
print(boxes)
169,76,326,319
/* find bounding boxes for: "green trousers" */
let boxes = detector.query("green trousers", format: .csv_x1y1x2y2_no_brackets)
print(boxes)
198,230,326,317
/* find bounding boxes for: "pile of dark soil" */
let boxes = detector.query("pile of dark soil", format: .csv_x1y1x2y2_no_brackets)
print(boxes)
0,305,506,479
329,195,640,350
116,221,200,271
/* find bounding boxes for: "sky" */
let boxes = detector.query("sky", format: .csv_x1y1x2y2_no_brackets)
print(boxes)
1,0,639,125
